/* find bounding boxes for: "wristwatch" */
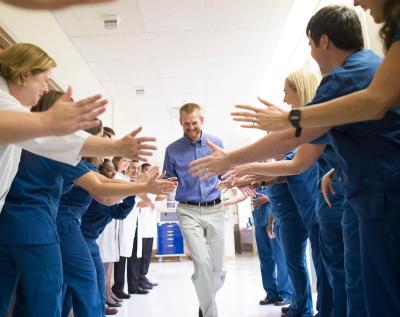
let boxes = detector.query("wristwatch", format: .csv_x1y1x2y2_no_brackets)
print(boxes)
288,109,302,137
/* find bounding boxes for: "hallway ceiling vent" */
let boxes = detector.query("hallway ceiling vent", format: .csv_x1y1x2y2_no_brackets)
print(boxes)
135,87,145,96
103,15,119,30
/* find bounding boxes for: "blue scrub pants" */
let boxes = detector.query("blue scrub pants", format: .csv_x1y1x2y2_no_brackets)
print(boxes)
0,243,62,317
254,222,292,301
293,203,332,317
341,203,367,317
86,239,106,317
316,185,346,317
59,230,103,317
276,215,313,317
355,189,400,316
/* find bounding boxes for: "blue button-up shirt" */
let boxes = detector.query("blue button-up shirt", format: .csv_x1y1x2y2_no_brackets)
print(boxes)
163,132,223,202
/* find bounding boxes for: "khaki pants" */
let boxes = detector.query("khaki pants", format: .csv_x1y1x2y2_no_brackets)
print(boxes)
176,203,226,317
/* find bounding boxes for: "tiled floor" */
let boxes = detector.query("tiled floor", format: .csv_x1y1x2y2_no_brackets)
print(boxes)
114,254,290,317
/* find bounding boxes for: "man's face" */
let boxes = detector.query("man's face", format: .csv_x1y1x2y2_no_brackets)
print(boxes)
180,110,204,141
130,162,140,179
20,70,51,107
354,0,385,23
309,36,329,75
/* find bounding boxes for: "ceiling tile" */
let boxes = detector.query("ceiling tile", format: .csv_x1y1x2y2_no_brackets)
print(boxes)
206,0,274,29
102,59,158,80
53,0,145,36
206,55,256,77
147,30,205,59
153,57,205,78
206,28,265,56
138,0,206,32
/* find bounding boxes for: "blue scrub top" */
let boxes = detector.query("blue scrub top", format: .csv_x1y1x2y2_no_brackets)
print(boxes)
311,49,400,217
264,153,300,223
0,150,90,245
284,150,319,230
80,196,135,240
57,161,98,234
392,22,400,43
252,187,270,227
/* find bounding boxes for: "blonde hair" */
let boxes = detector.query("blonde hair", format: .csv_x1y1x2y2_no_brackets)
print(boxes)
179,102,201,118
0,43,56,85
285,69,320,107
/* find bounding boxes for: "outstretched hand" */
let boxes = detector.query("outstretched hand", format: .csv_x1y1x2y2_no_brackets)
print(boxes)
5,0,115,10
43,86,107,136
115,127,157,161
231,97,291,131
189,139,232,180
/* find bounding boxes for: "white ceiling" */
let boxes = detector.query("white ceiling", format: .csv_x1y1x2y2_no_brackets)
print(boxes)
52,0,296,164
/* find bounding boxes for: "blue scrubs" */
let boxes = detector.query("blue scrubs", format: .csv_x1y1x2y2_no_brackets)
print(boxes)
0,150,90,317
80,196,135,313
265,170,313,317
57,161,103,317
313,147,346,317
310,48,400,316
284,152,333,317
252,187,292,302
323,49,400,316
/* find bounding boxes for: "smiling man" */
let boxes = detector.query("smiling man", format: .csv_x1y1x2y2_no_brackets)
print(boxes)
163,103,225,317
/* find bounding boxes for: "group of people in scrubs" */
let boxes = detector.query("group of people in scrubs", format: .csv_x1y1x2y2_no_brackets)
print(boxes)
1,0,399,317
0,1,177,316
189,1,400,316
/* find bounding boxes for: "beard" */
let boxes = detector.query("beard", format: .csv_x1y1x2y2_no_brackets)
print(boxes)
184,128,201,141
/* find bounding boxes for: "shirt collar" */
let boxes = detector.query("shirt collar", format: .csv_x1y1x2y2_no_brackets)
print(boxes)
182,131,206,146
0,75,25,108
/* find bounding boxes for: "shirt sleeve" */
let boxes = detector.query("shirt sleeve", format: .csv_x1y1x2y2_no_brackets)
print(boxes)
17,131,89,166
307,75,348,145
52,159,92,184
110,196,136,219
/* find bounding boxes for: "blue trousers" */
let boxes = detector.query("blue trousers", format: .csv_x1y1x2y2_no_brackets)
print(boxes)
294,203,332,317
355,190,400,316
86,239,106,317
317,188,346,317
0,244,62,317
254,223,292,301
341,203,367,317
59,230,103,317
277,215,313,317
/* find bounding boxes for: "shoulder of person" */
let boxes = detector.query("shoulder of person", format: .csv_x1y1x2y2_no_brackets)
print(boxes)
203,133,223,146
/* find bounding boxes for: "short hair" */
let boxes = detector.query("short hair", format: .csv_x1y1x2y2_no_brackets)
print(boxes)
141,163,151,171
179,103,201,118
306,5,364,51
103,126,115,138
285,69,320,107
0,43,56,85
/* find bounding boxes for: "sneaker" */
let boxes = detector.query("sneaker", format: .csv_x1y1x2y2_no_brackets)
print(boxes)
275,299,291,306
281,306,290,313
259,296,280,305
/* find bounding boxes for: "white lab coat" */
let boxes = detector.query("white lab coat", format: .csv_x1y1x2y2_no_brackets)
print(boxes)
119,204,141,258
98,219,120,263
115,172,142,258
138,201,157,239
0,76,89,213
